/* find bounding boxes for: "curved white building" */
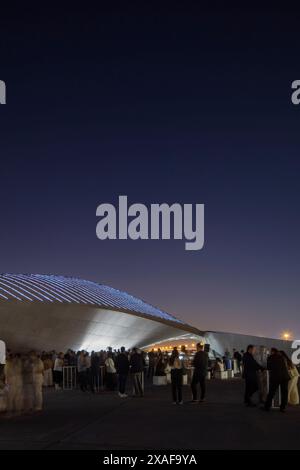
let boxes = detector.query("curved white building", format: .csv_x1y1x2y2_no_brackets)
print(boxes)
0,274,203,352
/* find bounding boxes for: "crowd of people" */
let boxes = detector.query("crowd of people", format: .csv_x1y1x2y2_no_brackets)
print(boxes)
0,343,298,417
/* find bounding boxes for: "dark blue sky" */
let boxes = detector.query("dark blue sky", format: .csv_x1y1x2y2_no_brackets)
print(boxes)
0,5,300,338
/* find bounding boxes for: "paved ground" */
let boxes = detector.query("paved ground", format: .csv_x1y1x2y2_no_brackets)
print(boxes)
0,378,299,450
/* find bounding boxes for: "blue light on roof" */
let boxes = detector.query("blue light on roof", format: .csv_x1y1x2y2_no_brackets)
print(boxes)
0,274,183,324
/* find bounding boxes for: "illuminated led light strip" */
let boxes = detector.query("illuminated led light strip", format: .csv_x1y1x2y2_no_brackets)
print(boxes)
67,277,122,309
7,274,58,303
32,275,79,303
78,278,177,320
80,283,131,311
0,273,183,324
53,277,100,305
3,275,50,302
0,280,29,301
40,276,89,304
80,281,137,310
98,284,156,315
29,274,104,306
65,278,113,307
22,275,73,303
27,275,74,303
36,275,97,305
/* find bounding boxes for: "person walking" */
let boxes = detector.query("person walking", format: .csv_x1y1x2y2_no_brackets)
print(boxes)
169,348,183,405
130,348,144,397
264,348,290,412
242,344,264,407
191,343,208,403
280,350,299,405
116,347,129,398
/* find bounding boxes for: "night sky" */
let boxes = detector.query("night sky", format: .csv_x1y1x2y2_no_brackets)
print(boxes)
1,5,300,339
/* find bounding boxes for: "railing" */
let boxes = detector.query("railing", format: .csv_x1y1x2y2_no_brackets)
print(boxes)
62,366,105,391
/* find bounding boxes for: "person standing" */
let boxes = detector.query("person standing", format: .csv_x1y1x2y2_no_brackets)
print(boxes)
242,344,263,407
191,343,208,403
130,348,144,397
77,351,88,392
43,354,53,387
22,353,34,412
53,353,64,390
91,352,100,392
116,347,129,398
169,348,183,405
31,351,44,411
280,350,299,405
264,348,290,412
147,349,155,378
105,352,117,391
5,354,23,414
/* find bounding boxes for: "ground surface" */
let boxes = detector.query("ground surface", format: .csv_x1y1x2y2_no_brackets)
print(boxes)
0,379,299,450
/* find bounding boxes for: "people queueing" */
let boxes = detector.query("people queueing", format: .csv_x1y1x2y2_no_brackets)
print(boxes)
53,352,64,390
130,347,144,397
264,348,290,413
242,344,264,407
169,348,183,405
191,343,208,403
280,350,299,405
116,346,129,398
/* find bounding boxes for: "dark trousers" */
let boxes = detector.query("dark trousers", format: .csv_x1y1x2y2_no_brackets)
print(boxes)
78,371,88,391
191,372,206,400
106,372,116,391
244,378,258,404
132,372,143,396
171,369,183,403
265,379,289,411
118,373,128,394
147,365,155,378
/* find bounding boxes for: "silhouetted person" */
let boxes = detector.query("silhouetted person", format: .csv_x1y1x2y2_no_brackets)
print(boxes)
264,348,290,412
130,348,144,397
191,343,208,403
116,347,129,398
169,348,183,404
91,352,100,392
243,344,263,407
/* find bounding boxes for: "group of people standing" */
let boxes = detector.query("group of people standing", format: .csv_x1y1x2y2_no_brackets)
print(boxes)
166,343,208,405
0,351,44,415
243,344,299,412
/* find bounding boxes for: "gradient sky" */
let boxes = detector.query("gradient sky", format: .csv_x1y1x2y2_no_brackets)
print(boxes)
0,5,300,339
